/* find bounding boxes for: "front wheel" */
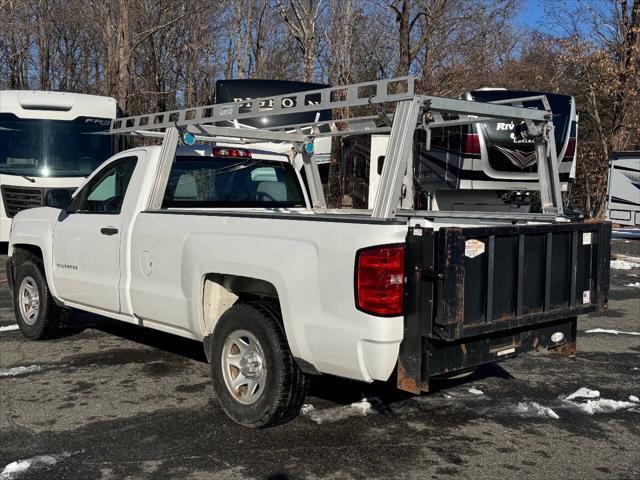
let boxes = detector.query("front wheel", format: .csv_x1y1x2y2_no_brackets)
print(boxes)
13,260,63,340
208,302,308,428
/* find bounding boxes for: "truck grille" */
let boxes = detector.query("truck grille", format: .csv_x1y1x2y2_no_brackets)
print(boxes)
1,186,44,217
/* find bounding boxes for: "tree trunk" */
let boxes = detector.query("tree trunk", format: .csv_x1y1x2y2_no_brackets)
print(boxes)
253,1,268,78
115,0,132,112
234,0,245,78
394,0,411,77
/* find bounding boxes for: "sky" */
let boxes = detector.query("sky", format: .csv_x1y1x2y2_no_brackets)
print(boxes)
513,0,608,38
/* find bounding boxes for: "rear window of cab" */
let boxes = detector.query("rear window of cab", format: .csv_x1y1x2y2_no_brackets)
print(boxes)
161,155,306,209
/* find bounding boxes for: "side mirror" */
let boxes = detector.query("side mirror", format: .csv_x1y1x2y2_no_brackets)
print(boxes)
65,194,82,214
45,189,73,211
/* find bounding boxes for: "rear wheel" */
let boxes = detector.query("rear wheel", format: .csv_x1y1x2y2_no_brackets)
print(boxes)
13,260,63,340
208,302,308,428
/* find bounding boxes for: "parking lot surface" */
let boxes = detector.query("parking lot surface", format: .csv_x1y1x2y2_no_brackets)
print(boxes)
1,240,639,480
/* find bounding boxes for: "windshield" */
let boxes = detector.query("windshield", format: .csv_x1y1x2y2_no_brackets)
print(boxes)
162,156,306,209
0,113,113,177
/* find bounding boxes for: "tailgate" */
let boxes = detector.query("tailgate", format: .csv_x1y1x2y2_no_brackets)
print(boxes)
398,220,611,393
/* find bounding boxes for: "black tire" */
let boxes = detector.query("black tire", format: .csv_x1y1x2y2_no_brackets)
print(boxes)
208,302,308,428
13,260,63,340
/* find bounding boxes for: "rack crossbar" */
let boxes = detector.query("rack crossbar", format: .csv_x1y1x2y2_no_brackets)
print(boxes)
417,95,549,122
110,76,415,135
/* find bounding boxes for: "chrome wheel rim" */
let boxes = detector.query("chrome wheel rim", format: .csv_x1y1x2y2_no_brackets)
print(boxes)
18,276,40,326
221,330,267,405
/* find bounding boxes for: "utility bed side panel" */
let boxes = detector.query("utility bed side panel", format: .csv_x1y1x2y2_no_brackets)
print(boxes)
128,210,408,382
432,221,611,340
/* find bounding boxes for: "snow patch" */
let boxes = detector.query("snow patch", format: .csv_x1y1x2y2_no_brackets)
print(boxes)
515,401,559,419
565,398,636,415
629,395,639,403
468,387,484,395
301,399,374,424
611,260,634,270
478,401,559,419
0,366,42,378
565,387,600,401
624,282,640,288
561,387,638,415
0,325,19,333
584,328,640,336
0,453,69,479
610,259,640,270
350,398,373,415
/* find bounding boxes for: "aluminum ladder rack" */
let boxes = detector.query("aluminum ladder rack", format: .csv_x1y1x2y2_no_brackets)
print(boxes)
110,76,564,219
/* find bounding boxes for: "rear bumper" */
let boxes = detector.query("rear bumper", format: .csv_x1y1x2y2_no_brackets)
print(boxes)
398,317,577,394
427,317,575,377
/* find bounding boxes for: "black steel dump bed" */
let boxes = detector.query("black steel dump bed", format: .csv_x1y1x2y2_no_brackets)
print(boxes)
398,220,611,394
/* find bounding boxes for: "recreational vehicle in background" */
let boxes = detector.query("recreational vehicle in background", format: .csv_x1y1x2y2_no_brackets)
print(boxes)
606,151,640,226
0,91,118,243
340,89,578,212
215,79,332,166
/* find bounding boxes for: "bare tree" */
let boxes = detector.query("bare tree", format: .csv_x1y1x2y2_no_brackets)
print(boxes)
552,0,640,216
0,0,635,219
251,0,270,77
274,0,325,82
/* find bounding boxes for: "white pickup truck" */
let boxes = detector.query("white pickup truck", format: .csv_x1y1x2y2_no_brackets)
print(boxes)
6,78,611,428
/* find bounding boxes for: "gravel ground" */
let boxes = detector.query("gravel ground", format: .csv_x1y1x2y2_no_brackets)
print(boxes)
0,239,638,480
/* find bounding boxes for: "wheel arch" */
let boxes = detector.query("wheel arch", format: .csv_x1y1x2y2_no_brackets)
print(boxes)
10,241,62,305
12,243,44,264
9,244,45,294
199,273,281,339
198,273,318,374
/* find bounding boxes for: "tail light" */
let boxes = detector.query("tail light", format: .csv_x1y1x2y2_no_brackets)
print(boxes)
563,137,576,160
355,245,405,317
213,147,252,158
464,133,481,155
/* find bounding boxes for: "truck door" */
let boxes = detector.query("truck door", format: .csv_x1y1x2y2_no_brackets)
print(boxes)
52,155,138,314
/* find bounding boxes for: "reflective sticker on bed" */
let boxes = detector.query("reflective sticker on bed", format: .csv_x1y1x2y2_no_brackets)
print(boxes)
465,239,485,258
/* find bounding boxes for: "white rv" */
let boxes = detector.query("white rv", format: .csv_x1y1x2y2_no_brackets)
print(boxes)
0,91,118,243
606,151,640,226
340,89,577,212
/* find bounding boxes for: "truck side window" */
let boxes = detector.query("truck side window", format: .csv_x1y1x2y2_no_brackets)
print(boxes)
77,156,137,214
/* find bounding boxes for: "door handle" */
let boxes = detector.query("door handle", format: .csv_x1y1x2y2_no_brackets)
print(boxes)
100,227,119,236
